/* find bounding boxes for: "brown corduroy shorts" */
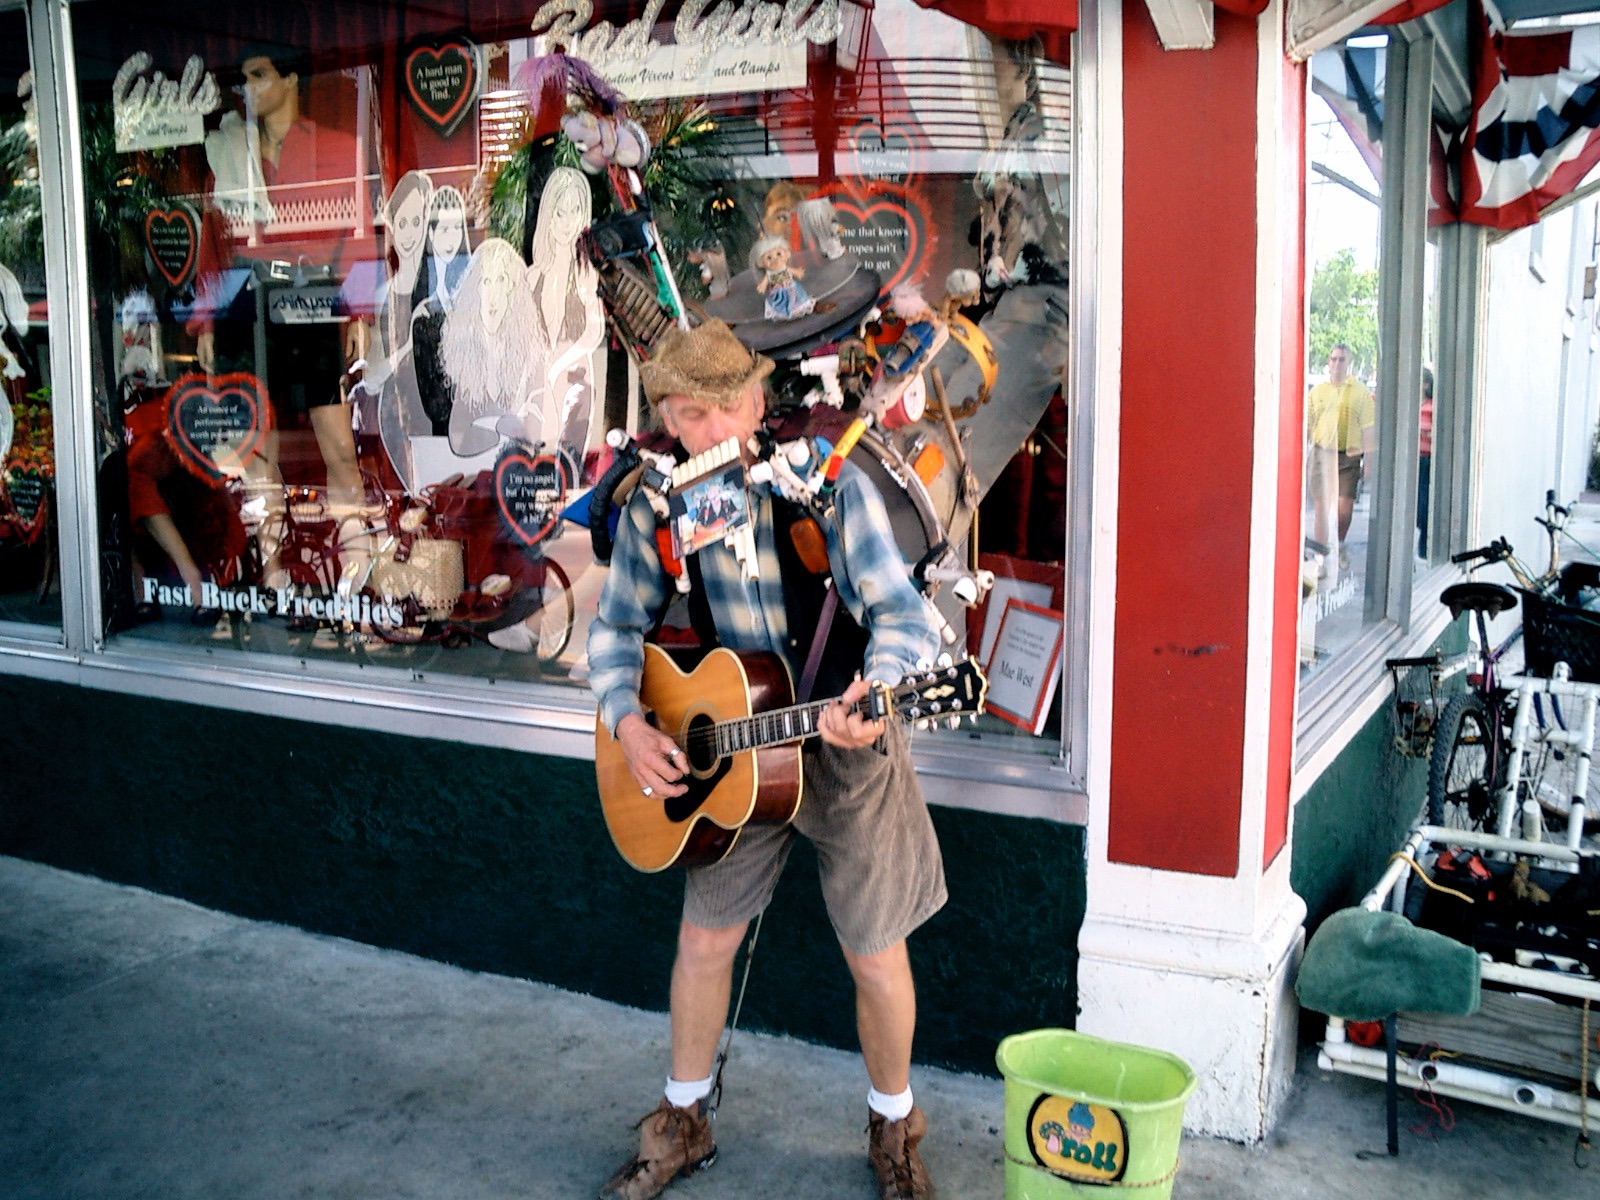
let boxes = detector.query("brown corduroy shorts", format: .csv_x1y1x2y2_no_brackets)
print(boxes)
682,722,947,955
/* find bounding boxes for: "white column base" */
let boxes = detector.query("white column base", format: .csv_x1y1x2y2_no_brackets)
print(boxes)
1075,890,1306,1142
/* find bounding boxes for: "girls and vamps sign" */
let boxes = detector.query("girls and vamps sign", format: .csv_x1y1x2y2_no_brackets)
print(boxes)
530,0,839,98
113,52,221,152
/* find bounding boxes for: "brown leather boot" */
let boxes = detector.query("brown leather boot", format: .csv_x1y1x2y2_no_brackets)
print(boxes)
867,1105,935,1199
600,1098,717,1200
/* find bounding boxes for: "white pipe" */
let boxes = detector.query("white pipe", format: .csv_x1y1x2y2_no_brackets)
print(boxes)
1566,684,1595,852
1361,829,1428,910
1503,673,1600,699
1415,825,1594,863
1477,958,1600,1003
1320,1039,1600,1129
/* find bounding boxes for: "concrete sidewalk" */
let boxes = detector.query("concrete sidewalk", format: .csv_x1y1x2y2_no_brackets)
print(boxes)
1,855,1590,1199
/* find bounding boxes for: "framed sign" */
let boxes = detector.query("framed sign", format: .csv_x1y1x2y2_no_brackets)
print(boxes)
984,599,1064,736
971,553,1064,664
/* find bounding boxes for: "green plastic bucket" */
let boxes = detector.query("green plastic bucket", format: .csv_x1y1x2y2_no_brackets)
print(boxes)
995,1029,1197,1199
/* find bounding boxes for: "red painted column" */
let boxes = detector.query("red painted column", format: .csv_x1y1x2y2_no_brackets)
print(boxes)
1264,51,1307,867
1109,6,1283,875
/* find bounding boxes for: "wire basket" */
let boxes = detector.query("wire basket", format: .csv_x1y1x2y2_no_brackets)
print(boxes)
1518,588,1600,682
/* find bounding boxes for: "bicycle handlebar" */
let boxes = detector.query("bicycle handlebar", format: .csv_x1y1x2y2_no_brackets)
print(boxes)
1452,538,1510,566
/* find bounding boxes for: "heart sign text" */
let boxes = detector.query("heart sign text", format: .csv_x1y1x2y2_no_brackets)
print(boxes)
144,203,200,289
165,372,271,482
405,38,480,137
493,445,565,548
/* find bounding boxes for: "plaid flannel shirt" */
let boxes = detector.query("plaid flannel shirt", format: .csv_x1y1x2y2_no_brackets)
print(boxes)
587,458,940,735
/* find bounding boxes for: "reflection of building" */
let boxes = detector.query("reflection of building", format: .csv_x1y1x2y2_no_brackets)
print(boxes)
8,0,1600,1151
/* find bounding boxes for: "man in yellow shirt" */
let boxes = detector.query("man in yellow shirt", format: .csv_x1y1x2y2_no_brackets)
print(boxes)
1306,344,1375,569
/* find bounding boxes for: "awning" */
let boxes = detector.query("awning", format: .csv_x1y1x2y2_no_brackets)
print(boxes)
915,0,1076,62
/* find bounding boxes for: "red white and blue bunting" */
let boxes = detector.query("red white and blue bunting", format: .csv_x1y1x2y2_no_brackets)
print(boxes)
1460,17,1600,231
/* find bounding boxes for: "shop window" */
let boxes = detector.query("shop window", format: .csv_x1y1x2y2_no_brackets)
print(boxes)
0,8,60,635
1302,36,1385,674
68,0,1073,756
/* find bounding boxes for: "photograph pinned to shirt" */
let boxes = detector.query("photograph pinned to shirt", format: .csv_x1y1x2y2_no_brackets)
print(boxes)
669,462,750,560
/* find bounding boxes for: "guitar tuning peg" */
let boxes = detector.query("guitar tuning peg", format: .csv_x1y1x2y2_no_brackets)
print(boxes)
915,657,933,672
950,700,962,710
945,715,962,729
936,652,953,668
928,701,942,714
915,718,931,731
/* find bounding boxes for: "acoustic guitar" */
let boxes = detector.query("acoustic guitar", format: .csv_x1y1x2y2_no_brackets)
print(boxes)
595,643,989,872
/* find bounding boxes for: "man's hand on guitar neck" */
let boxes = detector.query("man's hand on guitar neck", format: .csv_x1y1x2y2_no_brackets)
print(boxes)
818,677,888,750
616,713,689,799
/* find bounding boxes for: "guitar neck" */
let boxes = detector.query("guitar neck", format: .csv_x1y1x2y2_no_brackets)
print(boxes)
711,695,882,756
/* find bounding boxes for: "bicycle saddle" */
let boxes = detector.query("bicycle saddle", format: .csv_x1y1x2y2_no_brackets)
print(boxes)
1440,581,1518,619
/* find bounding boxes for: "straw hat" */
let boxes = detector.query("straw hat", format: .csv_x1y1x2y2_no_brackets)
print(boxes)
639,319,774,407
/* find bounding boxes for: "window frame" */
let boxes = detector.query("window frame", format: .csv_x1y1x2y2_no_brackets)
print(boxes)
0,0,1094,822
1295,23,1484,769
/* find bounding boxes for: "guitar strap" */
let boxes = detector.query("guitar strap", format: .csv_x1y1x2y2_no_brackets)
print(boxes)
797,583,840,704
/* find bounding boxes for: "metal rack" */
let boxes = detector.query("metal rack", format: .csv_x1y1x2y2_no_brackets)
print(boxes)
1319,826,1598,1136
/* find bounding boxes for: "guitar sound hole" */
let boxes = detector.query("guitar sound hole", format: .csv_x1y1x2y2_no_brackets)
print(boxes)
684,713,719,774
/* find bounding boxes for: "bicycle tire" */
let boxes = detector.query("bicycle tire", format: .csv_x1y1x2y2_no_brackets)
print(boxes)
1426,691,1500,832
534,559,575,667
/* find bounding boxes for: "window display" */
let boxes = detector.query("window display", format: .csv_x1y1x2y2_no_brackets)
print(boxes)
0,9,60,633
74,0,1071,749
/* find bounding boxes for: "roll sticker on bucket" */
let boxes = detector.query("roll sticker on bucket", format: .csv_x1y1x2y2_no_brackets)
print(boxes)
1027,1094,1128,1183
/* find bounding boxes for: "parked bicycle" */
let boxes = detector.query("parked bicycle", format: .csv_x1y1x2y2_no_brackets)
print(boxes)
1424,492,1600,841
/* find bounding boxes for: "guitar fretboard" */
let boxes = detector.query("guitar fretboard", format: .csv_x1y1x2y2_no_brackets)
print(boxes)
699,697,877,757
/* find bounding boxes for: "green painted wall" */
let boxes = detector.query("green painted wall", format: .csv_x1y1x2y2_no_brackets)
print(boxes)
1291,621,1468,929
0,674,1085,1075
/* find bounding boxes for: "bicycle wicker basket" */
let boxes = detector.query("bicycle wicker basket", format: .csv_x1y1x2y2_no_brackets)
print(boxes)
1518,587,1600,682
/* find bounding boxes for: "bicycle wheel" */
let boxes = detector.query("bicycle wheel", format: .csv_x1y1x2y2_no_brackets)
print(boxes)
533,559,574,667
1427,692,1499,831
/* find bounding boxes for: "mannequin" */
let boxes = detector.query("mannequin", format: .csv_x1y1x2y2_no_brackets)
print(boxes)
196,49,364,526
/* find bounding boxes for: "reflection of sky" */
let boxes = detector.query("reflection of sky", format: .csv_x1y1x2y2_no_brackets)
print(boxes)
1308,93,1381,274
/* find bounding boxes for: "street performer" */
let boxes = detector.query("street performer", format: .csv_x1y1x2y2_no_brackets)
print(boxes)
586,320,947,1200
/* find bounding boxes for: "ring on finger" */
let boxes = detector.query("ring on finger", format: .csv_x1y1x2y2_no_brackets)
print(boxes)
642,785,654,797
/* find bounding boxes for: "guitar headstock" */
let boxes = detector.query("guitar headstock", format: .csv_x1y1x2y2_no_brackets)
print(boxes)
891,656,989,730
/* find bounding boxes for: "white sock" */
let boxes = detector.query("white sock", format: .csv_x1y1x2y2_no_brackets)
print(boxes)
868,1085,914,1122
664,1074,714,1110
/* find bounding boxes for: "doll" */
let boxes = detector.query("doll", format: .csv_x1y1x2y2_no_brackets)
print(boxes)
796,197,846,260
687,239,731,299
750,235,814,322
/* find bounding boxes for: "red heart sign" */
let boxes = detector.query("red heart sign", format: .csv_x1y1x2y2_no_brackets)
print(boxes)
493,446,565,549
826,191,925,297
164,372,271,483
1,467,49,545
405,39,479,137
144,204,199,289
846,119,920,189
